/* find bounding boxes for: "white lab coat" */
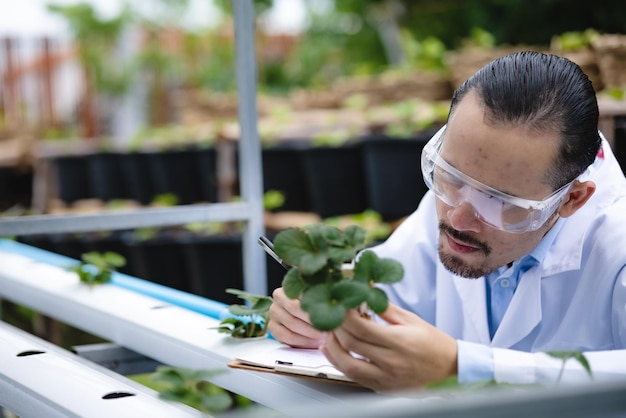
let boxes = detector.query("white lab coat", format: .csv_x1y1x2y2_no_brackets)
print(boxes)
373,138,626,385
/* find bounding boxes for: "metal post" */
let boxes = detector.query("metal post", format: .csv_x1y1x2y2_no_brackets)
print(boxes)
233,0,268,296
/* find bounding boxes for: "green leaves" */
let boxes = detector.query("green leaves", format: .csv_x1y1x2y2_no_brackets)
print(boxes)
82,251,126,270
68,251,126,286
151,366,232,414
216,288,273,338
282,268,308,299
546,351,593,384
274,227,328,275
353,250,404,285
274,224,404,331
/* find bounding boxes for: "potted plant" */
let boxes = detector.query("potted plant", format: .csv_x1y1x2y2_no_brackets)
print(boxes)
273,224,404,330
215,288,273,339
299,135,368,218
181,226,245,304
262,140,312,213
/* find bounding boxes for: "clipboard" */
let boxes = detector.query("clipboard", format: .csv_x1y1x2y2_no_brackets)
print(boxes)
228,346,363,387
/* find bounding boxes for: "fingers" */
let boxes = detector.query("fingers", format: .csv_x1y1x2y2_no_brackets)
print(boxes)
321,307,458,391
377,302,418,325
331,311,394,362
320,332,385,390
268,288,327,348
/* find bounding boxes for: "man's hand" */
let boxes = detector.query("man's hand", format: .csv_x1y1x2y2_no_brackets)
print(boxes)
268,287,328,348
319,303,458,392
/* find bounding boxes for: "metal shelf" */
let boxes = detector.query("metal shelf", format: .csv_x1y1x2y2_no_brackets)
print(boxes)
0,0,268,296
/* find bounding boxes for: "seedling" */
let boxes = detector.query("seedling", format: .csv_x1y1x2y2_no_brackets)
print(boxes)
151,366,232,414
273,224,404,331
546,351,593,384
69,251,126,286
216,289,273,338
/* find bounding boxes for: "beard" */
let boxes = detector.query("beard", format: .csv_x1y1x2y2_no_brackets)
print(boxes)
438,248,491,278
438,222,494,279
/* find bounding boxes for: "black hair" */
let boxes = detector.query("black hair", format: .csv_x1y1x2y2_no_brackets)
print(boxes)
450,51,601,189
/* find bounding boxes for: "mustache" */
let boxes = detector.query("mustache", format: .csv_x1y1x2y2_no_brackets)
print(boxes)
439,222,491,255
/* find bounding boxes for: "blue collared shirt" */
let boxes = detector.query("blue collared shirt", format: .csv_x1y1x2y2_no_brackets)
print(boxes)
458,218,565,383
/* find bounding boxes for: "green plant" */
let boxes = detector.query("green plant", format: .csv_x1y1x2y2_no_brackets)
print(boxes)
151,366,232,414
311,127,355,147
552,29,599,52
263,190,286,211
216,289,273,338
273,224,404,331
546,351,593,385
48,3,134,97
69,251,126,286
323,210,392,244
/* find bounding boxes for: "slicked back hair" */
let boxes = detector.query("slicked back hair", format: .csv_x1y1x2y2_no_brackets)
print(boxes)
450,51,601,189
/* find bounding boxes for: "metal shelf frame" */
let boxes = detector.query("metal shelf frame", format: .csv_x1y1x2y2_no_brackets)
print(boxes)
0,0,268,296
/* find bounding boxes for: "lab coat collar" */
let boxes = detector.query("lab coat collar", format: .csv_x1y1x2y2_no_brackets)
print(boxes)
491,265,542,347
452,275,491,344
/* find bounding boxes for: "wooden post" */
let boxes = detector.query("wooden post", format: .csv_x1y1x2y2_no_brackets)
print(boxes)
81,64,97,138
40,37,56,130
2,37,22,132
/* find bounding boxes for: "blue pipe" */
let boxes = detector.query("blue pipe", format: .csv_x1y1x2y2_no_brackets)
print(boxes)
0,239,229,320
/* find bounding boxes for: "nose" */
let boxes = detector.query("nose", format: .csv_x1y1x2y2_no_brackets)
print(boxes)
446,201,482,233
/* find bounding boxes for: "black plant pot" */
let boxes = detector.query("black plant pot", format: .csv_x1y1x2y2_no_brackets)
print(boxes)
300,142,368,218
87,152,129,202
262,142,311,212
54,155,92,204
124,232,192,293
195,147,219,203
183,232,290,303
119,152,156,205
360,133,432,221
0,166,32,210
146,149,203,205
181,234,244,304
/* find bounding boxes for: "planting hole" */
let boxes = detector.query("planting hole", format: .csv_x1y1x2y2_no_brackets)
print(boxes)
102,391,136,399
17,350,46,357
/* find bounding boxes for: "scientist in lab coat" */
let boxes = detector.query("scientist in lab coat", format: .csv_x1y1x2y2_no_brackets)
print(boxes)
268,51,626,392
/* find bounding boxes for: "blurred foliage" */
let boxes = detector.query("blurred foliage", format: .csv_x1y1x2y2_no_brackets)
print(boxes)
323,210,393,244
48,0,626,94
45,0,626,138
399,0,626,47
253,0,626,91
551,29,600,52
48,3,134,96
151,366,233,414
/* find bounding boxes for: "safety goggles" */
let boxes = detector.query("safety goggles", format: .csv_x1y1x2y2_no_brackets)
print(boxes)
421,125,575,233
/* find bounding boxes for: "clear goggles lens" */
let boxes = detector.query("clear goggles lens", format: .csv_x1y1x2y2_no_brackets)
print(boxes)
421,125,575,233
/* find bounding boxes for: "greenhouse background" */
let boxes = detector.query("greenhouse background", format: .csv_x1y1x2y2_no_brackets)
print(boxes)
1,0,626,416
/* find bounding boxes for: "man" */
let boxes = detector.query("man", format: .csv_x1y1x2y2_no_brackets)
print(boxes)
268,51,626,392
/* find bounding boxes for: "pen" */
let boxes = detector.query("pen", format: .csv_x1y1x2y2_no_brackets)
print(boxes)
258,236,291,270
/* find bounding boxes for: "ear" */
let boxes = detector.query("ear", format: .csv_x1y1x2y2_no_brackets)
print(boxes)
558,180,596,218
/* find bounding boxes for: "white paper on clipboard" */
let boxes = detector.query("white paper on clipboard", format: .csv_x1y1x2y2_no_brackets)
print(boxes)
232,346,354,383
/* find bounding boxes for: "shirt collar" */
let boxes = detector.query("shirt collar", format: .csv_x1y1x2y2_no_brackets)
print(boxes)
487,216,566,280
